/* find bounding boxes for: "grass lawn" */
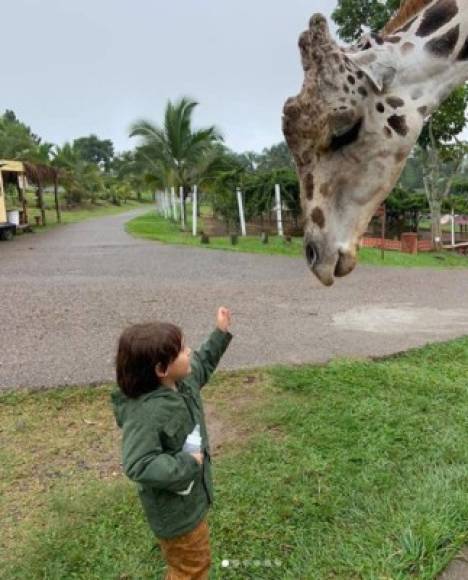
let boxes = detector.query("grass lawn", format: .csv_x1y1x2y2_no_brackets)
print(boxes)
127,211,468,269
1,338,467,578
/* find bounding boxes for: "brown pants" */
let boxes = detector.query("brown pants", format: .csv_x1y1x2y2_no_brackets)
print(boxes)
159,519,211,580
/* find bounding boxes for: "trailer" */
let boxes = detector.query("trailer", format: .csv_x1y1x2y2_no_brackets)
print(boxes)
0,160,30,240
0,162,17,240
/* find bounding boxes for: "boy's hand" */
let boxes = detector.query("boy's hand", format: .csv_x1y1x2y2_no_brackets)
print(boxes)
216,307,232,333
191,452,204,465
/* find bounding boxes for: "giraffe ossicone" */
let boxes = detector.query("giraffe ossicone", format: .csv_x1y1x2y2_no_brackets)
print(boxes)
283,0,468,286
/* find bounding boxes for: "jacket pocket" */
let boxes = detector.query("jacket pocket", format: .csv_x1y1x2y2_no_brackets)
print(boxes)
161,416,191,452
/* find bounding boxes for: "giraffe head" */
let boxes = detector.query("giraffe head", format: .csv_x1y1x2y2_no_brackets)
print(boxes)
283,14,426,286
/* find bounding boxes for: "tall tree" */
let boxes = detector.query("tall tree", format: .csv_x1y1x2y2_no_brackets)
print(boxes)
0,110,44,160
73,134,115,172
129,97,222,225
255,141,294,172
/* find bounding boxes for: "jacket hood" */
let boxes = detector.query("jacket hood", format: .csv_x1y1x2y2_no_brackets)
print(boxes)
111,387,179,428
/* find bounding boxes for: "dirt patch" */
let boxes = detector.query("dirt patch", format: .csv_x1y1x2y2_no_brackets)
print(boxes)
203,370,280,455
439,547,468,580
333,306,468,336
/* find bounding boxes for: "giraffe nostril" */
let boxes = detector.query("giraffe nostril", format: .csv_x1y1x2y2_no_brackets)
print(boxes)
305,241,319,267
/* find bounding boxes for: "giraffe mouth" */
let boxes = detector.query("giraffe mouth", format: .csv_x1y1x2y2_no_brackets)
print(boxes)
334,251,357,278
307,248,357,286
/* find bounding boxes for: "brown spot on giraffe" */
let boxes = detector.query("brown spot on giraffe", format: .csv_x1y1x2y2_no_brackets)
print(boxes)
386,96,405,109
418,106,428,116
401,42,416,55
383,35,402,43
385,1,432,34
301,150,313,165
347,74,356,85
458,37,468,60
311,207,325,229
371,33,384,45
304,173,314,200
376,103,385,113
416,0,458,38
395,150,407,162
384,127,393,138
395,16,418,34
358,86,368,97
425,24,460,58
320,182,330,197
388,115,409,136
377,150,392,158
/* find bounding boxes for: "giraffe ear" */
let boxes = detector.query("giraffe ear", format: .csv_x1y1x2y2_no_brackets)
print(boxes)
347,52,396,93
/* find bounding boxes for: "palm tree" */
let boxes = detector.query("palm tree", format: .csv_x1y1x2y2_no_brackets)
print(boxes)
52,143,105,206
129,97,222,225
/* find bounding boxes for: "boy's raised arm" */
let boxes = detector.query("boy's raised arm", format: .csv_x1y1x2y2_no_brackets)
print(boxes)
190,307,232,389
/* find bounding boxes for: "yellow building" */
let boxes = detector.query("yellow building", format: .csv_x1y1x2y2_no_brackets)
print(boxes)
0,159,26,240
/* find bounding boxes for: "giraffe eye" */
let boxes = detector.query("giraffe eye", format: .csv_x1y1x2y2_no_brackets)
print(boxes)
330,118,363,151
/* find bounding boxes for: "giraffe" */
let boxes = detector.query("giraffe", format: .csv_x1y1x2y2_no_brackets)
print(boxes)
283,0,468,286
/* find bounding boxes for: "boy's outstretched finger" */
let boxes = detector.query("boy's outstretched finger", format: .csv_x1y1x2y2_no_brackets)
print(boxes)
216,307,232,331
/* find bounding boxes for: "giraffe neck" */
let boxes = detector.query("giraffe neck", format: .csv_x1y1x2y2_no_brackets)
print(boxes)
383,0,468,113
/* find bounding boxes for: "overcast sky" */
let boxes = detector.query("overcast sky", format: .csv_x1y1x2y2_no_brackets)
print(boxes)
3,0,338,154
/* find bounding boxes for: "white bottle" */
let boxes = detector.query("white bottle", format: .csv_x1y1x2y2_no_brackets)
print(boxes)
183,424,202,454
177,425,202,496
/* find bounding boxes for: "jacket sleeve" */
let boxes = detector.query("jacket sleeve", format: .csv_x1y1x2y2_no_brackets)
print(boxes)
122,420,200,492
190,328,233,389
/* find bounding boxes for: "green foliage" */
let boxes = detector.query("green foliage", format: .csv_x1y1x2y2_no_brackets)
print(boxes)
52,143,105,205
0,109,52,162
419,87,468,147
332,0,400,42
243,169,300,221
73,134,115,172
130,97,223,192
386,185,427,213
206,164,300,232
255,141,294,172
209,167,246,232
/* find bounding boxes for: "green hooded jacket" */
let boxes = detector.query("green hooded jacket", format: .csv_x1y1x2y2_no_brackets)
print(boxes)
111,328,232,539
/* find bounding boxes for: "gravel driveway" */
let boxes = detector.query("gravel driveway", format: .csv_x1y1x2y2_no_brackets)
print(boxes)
1,208,467,390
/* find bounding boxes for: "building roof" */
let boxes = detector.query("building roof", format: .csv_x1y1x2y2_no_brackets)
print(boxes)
0,159,25,173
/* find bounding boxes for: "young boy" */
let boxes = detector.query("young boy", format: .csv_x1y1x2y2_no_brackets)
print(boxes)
112,307,232,580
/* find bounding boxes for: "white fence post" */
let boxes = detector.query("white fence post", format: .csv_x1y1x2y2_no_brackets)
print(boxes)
179,186,185,229
192,185,198,236
171,187,177,221
159,191,165,216
275,183,284,237
164,189,170,219
236,187,246,237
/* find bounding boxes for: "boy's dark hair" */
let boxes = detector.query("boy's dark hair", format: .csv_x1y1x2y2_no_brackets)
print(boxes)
116,322,183,398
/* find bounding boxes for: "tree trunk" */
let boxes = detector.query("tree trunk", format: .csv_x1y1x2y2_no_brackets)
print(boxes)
421,121,466,251
429,199,443,250
37,183,46,226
